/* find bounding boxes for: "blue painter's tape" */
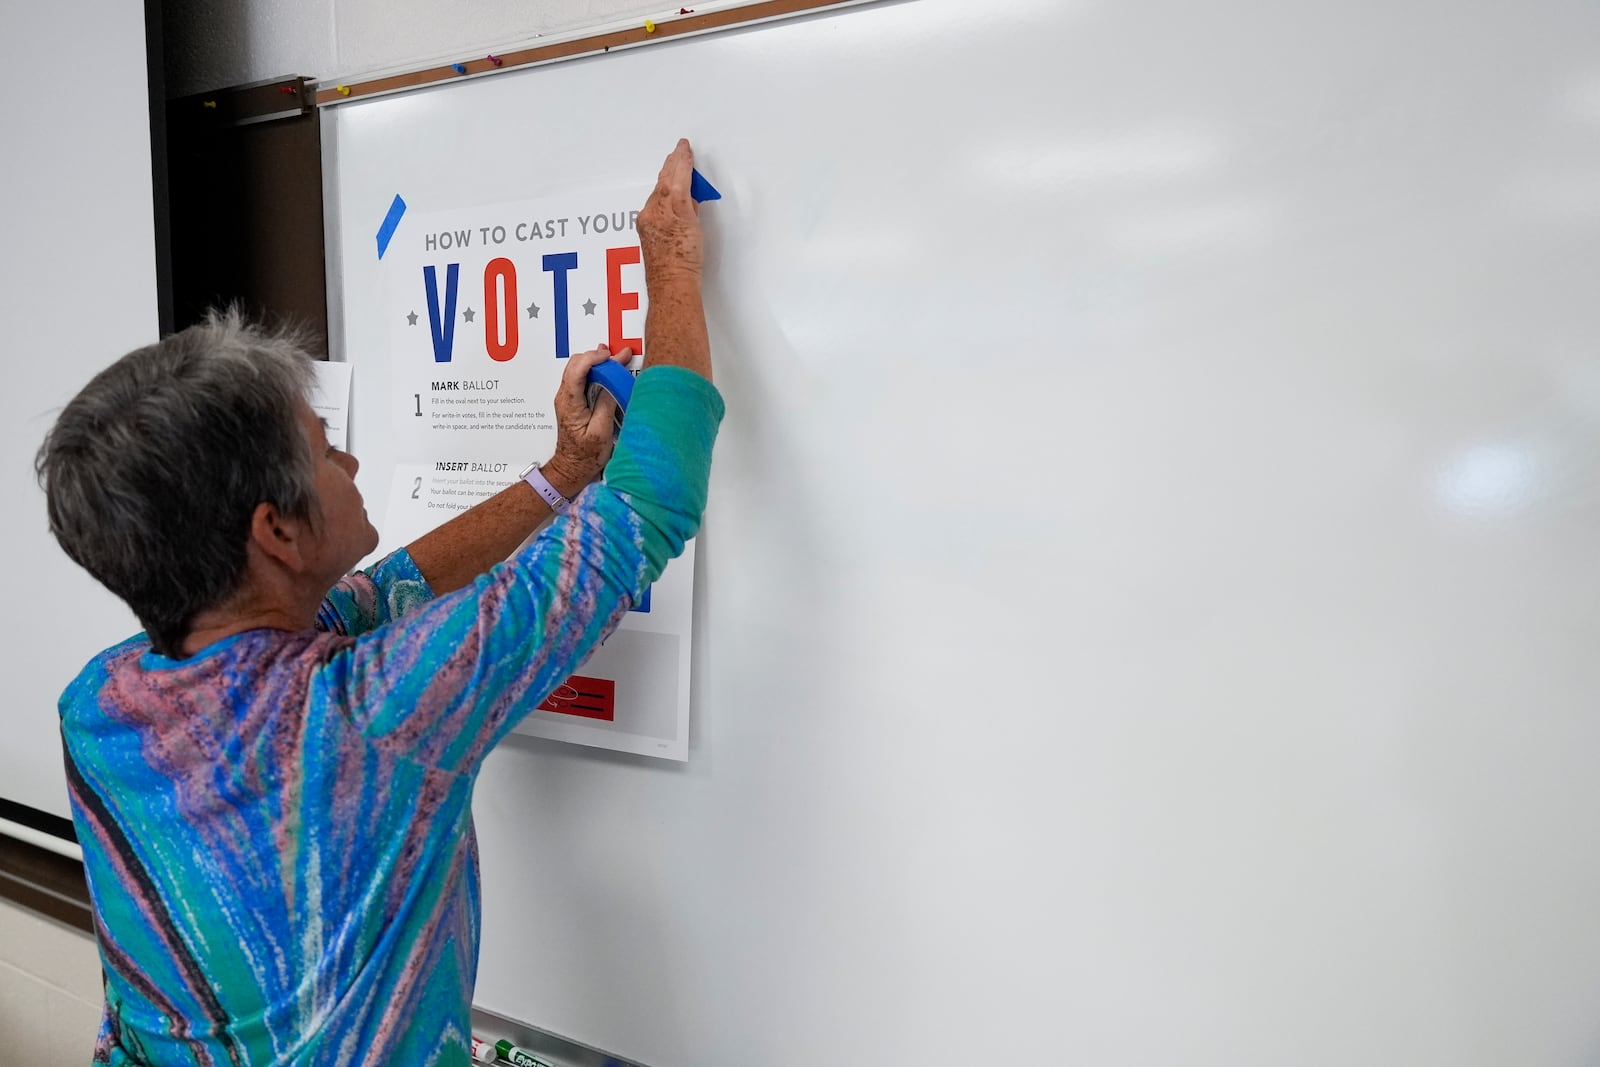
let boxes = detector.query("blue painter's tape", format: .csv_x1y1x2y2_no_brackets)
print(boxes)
586,360,635,412
630,585,652,613
375,195,407,260
690,168,722,203
587,360,635,439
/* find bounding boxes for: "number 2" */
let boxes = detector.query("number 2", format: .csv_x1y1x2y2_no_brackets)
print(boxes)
411,477,422,500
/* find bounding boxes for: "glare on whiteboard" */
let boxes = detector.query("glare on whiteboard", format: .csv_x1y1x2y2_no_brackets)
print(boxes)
1436,443,1540,516
978,129,1226,188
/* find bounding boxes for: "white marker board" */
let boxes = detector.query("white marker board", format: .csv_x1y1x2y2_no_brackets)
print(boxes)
324,1,1600,1062
0,4,157,823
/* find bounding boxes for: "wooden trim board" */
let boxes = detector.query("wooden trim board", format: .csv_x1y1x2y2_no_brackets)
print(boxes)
0,834,92,935
314,0,876,106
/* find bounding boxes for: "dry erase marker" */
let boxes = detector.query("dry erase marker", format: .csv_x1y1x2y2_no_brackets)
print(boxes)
469,1035,496,1063
496,1038,556,1067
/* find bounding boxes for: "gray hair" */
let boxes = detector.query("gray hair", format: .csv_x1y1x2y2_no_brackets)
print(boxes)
36,309,320,656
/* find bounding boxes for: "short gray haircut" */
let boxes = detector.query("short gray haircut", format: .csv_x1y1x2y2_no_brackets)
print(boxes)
36,309,321,656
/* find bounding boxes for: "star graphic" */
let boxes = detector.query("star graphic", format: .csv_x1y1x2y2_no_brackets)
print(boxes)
582,299,597,316
406,311,418,326
463,307,476,323
526,301,540,319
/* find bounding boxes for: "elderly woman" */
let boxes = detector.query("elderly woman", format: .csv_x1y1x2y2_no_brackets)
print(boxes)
35,141,720,1066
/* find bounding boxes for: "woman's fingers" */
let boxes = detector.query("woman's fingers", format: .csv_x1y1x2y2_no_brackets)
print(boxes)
586,391,619,440
558,344,611,408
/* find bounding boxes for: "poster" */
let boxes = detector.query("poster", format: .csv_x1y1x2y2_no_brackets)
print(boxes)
372,186,695,761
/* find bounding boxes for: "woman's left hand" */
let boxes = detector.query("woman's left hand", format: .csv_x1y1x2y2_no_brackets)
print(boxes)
542,344,629,491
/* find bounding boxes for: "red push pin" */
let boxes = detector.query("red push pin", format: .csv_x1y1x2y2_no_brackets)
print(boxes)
679,7,694,12
486,54,503,67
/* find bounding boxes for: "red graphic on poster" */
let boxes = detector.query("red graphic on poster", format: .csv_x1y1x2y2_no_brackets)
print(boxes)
538,675,616,721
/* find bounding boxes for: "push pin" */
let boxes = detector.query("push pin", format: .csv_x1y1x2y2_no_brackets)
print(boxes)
680,7,694,12
452,63,467,74
486,54,503,67
644,19,656,32
335,85,351,96
202,100,217,109
278,85,296,95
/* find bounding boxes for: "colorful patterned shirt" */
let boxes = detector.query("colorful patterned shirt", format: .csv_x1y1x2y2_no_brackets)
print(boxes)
60,368,723,1066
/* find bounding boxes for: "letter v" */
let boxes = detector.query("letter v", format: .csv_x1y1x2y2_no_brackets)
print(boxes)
424,264,460,363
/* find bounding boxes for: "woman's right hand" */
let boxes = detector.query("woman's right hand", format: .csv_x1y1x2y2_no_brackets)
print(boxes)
638,139,703,286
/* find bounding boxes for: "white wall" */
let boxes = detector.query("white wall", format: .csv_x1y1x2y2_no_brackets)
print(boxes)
0,900,103,1064
163,0,673,95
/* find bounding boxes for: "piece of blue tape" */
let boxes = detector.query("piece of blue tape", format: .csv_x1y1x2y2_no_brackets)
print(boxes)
690,168,721,203
586,360,635,413
375,194,407,260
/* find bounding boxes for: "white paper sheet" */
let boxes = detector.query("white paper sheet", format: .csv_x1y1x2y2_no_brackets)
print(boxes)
307,360,353,451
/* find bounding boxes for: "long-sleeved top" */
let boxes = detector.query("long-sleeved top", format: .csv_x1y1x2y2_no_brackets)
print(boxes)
59,367,724,1066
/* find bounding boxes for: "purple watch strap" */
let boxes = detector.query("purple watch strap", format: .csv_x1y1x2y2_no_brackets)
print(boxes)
521,463,569,513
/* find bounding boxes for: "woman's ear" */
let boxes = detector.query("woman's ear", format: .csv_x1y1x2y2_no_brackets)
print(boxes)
248,501,306,571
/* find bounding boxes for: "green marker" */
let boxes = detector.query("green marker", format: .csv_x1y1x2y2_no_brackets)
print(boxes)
495,1039,556,1067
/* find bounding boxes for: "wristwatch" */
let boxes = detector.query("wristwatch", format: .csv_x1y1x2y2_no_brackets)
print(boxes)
519,460,571,514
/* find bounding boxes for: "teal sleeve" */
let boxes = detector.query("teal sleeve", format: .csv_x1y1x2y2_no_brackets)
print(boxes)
600,365,727,595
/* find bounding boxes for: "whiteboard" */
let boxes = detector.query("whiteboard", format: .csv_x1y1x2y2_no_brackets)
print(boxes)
0,5,157,821
324,0,1600,1062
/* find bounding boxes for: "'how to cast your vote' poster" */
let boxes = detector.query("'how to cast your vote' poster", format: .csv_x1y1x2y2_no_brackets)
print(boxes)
370,185,695,761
